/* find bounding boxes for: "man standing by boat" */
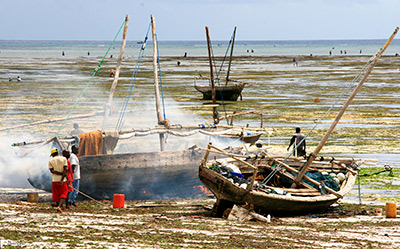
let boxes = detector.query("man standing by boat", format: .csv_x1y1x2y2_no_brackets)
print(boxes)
48,148,68,213
69,145,80,207
287,127,306,157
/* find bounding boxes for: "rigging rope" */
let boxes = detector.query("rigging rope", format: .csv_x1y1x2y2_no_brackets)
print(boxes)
115,22,152,132
56,18,127,136
261,53,378,186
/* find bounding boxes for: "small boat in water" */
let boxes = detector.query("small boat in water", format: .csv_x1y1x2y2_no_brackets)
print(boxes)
195,26,247,101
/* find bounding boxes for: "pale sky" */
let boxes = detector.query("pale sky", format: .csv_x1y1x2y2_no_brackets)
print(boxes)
1,0,399,41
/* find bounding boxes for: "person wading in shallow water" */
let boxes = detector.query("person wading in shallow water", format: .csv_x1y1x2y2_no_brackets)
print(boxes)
48,148,68,213
287,127,306,157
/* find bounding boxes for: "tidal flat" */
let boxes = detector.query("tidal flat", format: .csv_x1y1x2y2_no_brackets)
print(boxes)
1,53,400,247
1,54,400,155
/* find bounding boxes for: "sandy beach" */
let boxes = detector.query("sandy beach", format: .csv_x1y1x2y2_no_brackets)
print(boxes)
1,197,400,248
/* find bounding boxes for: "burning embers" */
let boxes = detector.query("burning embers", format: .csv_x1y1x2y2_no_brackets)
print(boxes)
193,185,212,195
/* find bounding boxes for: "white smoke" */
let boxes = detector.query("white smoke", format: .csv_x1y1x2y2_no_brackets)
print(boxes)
0,135,51,188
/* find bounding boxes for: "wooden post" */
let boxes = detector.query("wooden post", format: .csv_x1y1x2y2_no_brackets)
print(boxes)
151,14,166,151
292,27,399,188
205,26,219,124
102,15,129,130
226,26,236,86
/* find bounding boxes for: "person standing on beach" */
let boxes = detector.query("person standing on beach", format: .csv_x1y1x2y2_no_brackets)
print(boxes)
62,150,74,209
287,127,306,157
49,148,68,213
69,145,80,207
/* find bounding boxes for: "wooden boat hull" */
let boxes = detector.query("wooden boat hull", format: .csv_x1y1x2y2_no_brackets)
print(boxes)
199,166,355,215
199,152,358,216
28,149,216,200
194,83,245,101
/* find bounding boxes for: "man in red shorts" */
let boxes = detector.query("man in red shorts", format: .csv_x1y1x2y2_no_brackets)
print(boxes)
48,148,68,213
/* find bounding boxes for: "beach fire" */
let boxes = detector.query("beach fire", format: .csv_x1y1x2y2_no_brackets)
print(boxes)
193,185,212,195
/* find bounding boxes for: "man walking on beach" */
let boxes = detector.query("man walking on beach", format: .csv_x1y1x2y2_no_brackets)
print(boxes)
49,148,68,213
69,145,80,207
287,127,306,157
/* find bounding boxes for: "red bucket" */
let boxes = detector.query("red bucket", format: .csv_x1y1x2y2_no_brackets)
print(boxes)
113,194,125,208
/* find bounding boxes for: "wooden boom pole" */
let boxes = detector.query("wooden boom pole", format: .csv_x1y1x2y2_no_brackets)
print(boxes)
205,26,219,124
292,27,399,188
151,14,166,151
102,15,129,130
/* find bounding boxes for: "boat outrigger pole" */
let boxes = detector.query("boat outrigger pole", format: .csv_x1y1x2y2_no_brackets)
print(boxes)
151,14,166,151
102,15,129,130
205,26,219,124
292,27,399,188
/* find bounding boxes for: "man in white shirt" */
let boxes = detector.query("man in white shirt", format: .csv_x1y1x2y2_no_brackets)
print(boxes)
69,145,81,206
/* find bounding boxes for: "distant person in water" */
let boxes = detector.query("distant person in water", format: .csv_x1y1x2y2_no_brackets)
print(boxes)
70,123,84,136
48,148,68,213
8,76,12,81
287,127,306,157
17,76,21,81
62,51,65,56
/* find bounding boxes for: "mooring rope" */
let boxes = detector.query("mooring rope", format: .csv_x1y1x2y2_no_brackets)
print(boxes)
56,17,127,136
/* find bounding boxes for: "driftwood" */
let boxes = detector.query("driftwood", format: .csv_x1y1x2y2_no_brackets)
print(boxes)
228,205,270,222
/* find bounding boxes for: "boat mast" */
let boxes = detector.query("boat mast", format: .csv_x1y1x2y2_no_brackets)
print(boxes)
151,14,166,151
101,15,129,130
292,27,399,188
102,15,129,130
225,26,236,86
205,26,219,124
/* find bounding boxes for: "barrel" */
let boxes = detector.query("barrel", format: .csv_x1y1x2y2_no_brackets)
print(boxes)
27,193,39,203
113,194,125,208
385,203,397,218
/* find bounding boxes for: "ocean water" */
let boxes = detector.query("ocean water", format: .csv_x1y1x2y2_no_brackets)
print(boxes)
0,39,399,58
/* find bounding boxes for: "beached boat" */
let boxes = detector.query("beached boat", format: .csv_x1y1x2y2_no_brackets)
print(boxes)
23,15,214,200
199,28,398,216
194,26,246,101
23,15,267,200
194,81,245,101
199,144,364,216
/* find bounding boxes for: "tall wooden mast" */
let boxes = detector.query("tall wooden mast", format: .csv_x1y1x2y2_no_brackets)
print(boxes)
205,26,219,124
151,14,166,151
102,15,129,130
226,26,236,86
292,27,399,188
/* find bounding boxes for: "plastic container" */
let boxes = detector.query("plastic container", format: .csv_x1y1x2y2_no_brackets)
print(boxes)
113,194,125,208
385,203,397,218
